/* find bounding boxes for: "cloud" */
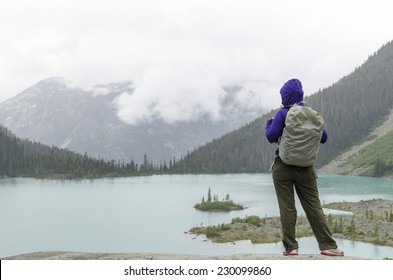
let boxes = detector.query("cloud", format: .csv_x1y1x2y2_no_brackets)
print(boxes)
1,0,393,125
113,24,274,124
116,68,224,125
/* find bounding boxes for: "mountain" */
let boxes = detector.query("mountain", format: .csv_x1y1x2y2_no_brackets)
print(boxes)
0,77,266,164
170,40,393,175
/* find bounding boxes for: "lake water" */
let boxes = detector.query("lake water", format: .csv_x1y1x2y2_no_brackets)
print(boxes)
1,173,393,259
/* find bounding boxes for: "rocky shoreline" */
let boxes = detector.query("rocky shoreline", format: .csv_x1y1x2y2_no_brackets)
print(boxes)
189,199,393,248
323,199,393,246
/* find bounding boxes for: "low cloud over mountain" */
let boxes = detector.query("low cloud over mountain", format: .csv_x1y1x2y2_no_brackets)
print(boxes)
0,77,268,163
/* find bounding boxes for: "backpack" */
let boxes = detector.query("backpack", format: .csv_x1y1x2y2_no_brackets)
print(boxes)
279,104,324,167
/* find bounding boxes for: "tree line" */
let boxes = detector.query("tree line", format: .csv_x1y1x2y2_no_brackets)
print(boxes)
0,126,165,179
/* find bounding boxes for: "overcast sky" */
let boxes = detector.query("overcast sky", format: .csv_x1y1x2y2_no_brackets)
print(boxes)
1,0,393,124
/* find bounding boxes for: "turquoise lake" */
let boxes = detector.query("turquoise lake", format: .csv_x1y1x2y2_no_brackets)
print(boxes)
1,173,393,259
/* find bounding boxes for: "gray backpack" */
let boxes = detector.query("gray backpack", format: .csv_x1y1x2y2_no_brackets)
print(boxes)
279,104,324,167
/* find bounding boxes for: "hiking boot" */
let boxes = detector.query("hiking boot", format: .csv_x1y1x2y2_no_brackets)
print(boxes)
283,249,299,256
320,248,344,257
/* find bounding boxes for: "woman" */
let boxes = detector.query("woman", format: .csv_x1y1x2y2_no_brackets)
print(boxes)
265,78,344,257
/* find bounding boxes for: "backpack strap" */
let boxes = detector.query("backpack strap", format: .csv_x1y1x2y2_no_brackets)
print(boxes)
282,101,306,110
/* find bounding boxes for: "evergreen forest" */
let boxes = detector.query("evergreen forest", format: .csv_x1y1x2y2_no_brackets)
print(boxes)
0,126,162,178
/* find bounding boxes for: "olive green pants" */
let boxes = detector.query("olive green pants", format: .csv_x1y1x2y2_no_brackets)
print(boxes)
272,159,337,251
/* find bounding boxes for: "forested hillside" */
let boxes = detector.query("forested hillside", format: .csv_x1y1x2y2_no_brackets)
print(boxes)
0,126,155,178
170,40,393,174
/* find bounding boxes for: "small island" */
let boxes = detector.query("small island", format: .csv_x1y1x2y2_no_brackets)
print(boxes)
194,188,244,212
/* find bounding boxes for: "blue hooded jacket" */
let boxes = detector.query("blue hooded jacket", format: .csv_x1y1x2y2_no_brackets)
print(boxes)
265,79,327,151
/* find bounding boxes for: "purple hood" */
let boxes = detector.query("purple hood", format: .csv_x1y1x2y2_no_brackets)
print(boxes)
265,78,327,145
280,79,304,106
